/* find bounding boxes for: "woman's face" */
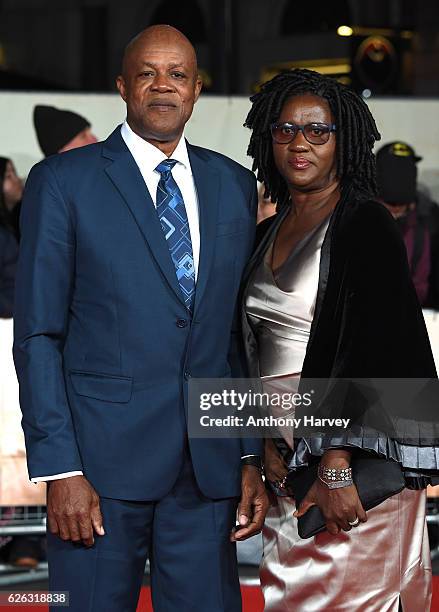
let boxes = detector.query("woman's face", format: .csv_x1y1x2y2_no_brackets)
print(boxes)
272,93,338,193
3,161,23,210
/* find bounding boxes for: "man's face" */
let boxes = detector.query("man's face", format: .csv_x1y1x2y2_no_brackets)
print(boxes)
116,31,202,149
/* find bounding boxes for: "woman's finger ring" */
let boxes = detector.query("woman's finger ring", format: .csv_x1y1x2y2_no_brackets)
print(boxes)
348,517,360,527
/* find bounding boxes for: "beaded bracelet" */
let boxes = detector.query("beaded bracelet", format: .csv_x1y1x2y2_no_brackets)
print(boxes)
318,465,353,490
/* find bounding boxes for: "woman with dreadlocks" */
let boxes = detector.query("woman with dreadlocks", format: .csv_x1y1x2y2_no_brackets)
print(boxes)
241,69,437,610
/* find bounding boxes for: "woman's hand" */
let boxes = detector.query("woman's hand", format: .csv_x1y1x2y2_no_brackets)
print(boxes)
294,449,367,535
294,479,367,535
264,438,288,485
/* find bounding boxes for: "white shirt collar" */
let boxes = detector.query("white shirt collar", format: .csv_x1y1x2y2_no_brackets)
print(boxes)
121,120,191,174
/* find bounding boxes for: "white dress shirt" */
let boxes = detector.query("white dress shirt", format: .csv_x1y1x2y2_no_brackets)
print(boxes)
121,120,200,278
31,121,200,483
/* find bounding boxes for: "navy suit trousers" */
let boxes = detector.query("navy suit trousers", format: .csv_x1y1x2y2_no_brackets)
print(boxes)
47,451,241,612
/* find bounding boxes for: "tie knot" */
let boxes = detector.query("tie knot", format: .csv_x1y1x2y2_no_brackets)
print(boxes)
155,159,178,176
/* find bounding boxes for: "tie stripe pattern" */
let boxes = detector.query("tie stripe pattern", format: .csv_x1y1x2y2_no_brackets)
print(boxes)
155,159,195,311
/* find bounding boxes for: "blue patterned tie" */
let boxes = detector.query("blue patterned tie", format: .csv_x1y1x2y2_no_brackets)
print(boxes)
155,159,195,311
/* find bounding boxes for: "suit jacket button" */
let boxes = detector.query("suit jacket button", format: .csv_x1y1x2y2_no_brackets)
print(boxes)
184,371,191,380
176,318,188,328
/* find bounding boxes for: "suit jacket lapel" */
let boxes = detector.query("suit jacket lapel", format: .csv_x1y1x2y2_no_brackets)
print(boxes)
187,144,220,315
103,128,186,307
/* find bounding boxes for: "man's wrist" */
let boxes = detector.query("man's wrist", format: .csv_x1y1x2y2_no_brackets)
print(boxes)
241,455,263,472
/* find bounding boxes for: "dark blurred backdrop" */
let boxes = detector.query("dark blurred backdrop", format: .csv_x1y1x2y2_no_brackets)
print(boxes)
0,0,438,96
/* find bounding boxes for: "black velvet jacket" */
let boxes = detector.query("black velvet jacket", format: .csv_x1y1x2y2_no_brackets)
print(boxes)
240,185,438,448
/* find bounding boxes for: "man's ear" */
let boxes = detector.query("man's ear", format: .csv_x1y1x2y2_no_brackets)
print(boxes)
194,75,203,103
116,75,127,102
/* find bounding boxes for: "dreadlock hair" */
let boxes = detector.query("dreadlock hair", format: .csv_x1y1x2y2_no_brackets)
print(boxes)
244,68,381,208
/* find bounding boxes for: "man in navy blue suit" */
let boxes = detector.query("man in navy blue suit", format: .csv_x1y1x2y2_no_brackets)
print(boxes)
13,25,267,612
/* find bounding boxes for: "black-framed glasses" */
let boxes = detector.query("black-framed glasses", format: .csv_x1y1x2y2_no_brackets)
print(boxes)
270,122,336,145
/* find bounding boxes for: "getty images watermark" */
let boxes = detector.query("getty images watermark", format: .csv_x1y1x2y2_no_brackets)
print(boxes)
187,377,439,440
198,388,350,430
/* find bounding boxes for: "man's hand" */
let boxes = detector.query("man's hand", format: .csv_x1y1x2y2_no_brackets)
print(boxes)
230,465,269,542
47,475,105,547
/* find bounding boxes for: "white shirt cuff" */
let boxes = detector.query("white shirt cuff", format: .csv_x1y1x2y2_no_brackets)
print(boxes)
31,471,83,483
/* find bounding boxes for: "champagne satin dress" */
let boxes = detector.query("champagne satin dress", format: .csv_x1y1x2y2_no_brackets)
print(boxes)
245,217,432,612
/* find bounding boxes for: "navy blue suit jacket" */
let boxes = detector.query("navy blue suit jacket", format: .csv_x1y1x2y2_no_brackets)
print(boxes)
13,126,261,500
0,225,18,318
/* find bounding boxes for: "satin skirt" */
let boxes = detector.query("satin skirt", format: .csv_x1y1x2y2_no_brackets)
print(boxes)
260,488,431,612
